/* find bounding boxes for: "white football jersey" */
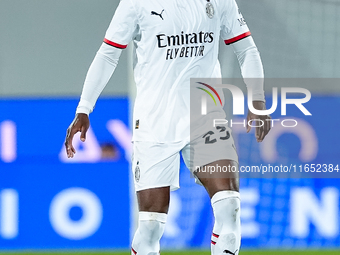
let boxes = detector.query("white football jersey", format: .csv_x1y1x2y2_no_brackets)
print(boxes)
104,0,251,142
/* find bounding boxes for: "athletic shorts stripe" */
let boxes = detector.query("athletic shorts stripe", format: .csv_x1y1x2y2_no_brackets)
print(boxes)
103,38,128,49
224,31,251,45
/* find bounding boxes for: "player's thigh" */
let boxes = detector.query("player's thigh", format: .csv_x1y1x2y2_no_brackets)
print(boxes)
182,125,239,197
137,186,170,213
195,159,239,198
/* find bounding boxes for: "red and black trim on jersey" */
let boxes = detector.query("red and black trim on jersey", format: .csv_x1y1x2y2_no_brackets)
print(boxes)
103,38,128,49
131,247,137,254
212,233,219,238
211,232,219,245
224,31,251,45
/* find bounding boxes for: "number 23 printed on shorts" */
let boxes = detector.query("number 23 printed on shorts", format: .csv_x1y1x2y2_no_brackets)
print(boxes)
203,126,230,144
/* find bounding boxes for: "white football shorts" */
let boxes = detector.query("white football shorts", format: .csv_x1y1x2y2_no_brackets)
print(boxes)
132,126,238,192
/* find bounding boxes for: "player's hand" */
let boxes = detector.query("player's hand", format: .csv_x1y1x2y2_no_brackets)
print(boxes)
65,113,90,158
246,101,271,142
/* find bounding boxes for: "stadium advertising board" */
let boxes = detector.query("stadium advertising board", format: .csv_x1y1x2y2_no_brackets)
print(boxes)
0,98,130,249
0,96,339,249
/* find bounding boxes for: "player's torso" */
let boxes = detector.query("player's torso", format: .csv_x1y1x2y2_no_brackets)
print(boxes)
132,0,225,142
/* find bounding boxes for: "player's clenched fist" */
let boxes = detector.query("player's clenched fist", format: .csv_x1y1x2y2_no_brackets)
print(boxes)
64,113,90,158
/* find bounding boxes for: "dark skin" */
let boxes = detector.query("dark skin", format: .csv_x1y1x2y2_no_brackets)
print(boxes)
65,101,271,213
247,101,272,142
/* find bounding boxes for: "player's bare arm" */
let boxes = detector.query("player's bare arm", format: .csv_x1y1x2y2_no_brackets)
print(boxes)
65,113,90,158
246,101,271,142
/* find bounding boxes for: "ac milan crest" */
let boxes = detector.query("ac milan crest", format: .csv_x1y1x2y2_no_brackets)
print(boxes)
135,161,140,182
206,0,214,19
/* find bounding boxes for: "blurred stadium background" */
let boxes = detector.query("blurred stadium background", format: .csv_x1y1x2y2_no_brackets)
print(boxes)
0,0,340,254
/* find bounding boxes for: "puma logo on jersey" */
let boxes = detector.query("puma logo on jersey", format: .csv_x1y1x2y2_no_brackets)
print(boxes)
151,9,164,20
223,249,238,255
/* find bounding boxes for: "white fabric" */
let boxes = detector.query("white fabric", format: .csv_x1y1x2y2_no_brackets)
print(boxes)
211,190,240,204
211,191,241,255
139,211,168,223
76,0,264,142
131,212,167,255
232,36,265,102
76,43,122,115
182,125,238,177
132,140,182,192
82,0,250,142
132,126,238,192
220,0,249,41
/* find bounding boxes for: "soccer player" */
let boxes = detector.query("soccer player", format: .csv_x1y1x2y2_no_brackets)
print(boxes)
65,0,271,254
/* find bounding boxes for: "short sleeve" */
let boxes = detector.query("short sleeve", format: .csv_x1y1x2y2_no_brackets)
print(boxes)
104,0,138,49
220,0,251,45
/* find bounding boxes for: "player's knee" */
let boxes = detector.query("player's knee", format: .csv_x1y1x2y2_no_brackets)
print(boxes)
132,212,167,254
211,191,241,227
140,220,165,244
